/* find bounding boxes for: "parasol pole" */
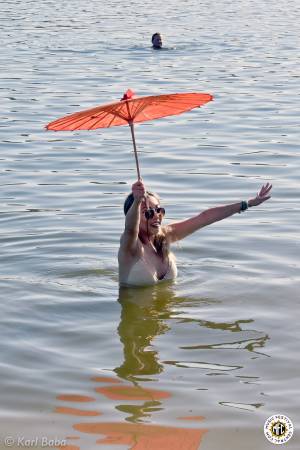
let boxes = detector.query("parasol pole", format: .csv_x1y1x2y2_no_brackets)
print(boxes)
128,121,141,181
128,121,149,223
128,121,149,220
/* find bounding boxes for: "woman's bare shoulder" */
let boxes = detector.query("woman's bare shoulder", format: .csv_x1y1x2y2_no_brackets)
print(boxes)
161,224,176,244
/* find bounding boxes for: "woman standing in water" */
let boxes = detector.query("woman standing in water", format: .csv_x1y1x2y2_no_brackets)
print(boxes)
118,180,272,286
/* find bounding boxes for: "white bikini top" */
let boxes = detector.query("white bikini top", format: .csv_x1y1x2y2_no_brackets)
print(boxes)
125,254,177,287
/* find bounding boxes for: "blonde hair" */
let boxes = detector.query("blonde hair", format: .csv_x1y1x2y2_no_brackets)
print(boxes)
153,227,169,261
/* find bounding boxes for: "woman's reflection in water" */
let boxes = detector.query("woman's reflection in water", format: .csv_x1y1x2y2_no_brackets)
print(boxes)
112,283,176,423
55,284,270,448
55,284,207,450
115,283,176,382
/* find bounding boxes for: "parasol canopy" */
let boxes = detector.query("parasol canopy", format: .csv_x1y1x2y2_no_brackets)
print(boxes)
46,89,213,179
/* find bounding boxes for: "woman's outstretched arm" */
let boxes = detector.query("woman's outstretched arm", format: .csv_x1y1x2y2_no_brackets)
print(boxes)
167,183,272,243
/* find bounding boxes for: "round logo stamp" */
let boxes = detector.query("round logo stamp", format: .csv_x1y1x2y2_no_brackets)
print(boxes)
264,414,293,445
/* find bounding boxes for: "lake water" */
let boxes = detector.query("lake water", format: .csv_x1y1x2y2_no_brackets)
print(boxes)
0,0,299,449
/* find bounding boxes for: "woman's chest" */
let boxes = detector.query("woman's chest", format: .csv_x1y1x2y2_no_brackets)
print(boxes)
142,246,169,278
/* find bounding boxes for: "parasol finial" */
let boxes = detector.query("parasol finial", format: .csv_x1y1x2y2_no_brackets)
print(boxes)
121,89,135,101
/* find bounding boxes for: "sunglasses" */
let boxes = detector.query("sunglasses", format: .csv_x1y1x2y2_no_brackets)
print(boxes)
144,206,166,220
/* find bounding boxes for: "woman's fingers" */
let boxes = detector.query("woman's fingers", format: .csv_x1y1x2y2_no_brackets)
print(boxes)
132,179,146,200
252,183,273,205
261,183,271,192
258,183,272,199
265,183,272,194
132,180,145,190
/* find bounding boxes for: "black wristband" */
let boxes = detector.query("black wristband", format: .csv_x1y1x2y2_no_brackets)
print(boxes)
239,200,248,213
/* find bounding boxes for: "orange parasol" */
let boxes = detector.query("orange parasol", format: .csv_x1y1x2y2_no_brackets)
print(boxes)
46,89,213,179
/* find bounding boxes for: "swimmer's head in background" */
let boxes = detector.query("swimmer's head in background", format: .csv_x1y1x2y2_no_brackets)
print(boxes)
124,192,159,216
152,32,162,49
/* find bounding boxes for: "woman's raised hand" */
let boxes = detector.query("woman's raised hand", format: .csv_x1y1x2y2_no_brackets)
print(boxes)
132,179,146,201
249,183,272,207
